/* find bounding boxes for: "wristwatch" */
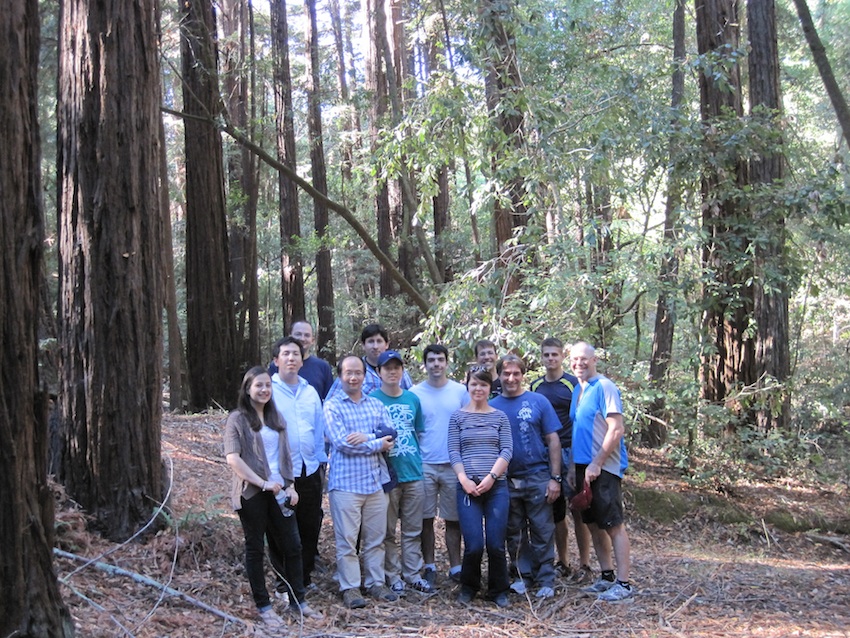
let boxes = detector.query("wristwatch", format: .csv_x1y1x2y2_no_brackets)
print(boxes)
489,472,498,480
550,475,563,483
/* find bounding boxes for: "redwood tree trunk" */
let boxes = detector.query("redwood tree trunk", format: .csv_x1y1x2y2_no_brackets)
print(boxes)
271,0,306,330
646,0,686,446
181,0,238,410
748,0,789,430
0,0,73,633
305,0,337,361
58,0,165,538
696,0,755,421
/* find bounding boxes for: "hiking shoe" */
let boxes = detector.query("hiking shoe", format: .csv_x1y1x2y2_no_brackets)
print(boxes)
449,568,462,583
571,564,593,585
292,602,324,620
493,593,510,608
390,580,405,593
367,584,399,602
597,582,634,602
535,586,555,599
509,579,527,595
456,587,475,604
258,607,285,630
423,566,437,588
410,578,434,593
555,561,572,578
582,577,616,594
342,588,367,609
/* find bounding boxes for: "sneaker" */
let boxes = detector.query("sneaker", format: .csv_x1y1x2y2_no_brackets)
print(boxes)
492,593,510,608
509,579,527,595
582,577,616,594
449,568,462,583
367,584,399,602
390,580,405,593
292,602,324,620
410,578,434,593
571,564,593,585
555,561,572,578
423,566,437,588
456,587,475,604
342,588,367,609
535,586,555,599
597,582,635,602
273,589,290,606
258,607,285,630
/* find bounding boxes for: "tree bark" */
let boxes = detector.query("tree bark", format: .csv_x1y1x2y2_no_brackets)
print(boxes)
646,0,686,446
271,0,306,331
748,0,790,430
695,0,755,423
305,0,337,360
0,0,74,633
58,0,165,538
791,0,850,148
181,0,238,410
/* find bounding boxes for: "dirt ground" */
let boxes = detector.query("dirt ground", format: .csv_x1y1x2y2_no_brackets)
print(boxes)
53,413,850,638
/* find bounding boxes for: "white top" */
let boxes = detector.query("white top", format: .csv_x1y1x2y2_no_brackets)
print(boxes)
410,380,470,464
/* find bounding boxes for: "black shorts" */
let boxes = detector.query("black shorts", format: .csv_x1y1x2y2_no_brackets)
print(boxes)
575,465,624,529
552,481,577,523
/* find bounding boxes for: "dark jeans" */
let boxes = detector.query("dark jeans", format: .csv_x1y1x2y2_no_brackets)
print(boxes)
294,466,324,584
456,479,509,597
507,471,556,588
238,490,305,610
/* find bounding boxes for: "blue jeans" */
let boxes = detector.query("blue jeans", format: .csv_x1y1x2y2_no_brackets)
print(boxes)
507,471,556,588
456,479,509,597
238,490,305,609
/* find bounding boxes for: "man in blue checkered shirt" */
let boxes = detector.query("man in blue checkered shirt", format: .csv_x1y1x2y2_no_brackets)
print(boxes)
324,354,399,609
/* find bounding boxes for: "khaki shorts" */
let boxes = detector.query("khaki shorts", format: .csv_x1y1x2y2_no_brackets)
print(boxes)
422,462,459,522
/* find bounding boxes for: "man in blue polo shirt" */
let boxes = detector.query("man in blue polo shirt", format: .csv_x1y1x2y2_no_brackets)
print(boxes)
490,353,562,599
569,342,633,602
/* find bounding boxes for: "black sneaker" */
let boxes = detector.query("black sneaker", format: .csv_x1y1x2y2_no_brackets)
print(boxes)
456,587,475,604
423,567,437,588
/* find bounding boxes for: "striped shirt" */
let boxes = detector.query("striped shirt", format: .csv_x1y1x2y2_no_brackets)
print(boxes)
324,391,394,494
447,409,513,482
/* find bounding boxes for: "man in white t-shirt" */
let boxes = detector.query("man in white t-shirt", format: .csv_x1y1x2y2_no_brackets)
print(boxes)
410,344,469,586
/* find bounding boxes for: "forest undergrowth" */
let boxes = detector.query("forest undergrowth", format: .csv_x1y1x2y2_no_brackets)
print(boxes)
52,413,850,638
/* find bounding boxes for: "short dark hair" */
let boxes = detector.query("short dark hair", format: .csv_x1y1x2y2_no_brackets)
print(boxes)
273,336,305,359
474,339,497,356
541,337,563,350
337,353,366,376
423,343,449,362
465,366,494,389
496,353,526,375
361,323,388,344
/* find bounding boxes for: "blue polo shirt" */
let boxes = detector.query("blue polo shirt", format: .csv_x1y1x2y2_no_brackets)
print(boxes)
570,374,628,478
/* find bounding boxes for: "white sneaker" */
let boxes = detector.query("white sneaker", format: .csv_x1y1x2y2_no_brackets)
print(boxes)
597,582,635,602
259,607,285,630
535,586,555,599
509,579,527,595
390,580,405,593
294,601,324,619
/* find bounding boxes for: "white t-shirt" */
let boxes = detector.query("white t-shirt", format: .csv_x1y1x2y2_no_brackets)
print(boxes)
410,380,470,464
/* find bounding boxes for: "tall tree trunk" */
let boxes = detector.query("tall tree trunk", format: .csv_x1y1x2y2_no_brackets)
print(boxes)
695,0,755,425
58,0,165,538
305,0,337,361
748,0,790,430
791,0,850,147
159,115,186,412
181,0,238,410
221,0,261,365
329,0,361,193
0,0,73,633
646,0,686,446
271,0,306,331
366,0,395,297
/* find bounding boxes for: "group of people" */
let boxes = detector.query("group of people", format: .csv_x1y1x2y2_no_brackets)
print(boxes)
224,320,634,630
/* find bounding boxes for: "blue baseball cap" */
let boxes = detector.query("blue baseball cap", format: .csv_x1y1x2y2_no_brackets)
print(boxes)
377,350,404,367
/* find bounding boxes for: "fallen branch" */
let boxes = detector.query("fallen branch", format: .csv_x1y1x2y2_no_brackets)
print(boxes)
54,548,246,627
806,532,850,553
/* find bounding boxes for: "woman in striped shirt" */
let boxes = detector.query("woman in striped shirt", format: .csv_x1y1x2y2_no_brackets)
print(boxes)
448,367,513,608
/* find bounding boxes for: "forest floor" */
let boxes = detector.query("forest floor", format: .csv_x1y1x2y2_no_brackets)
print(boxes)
53,412,850,638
